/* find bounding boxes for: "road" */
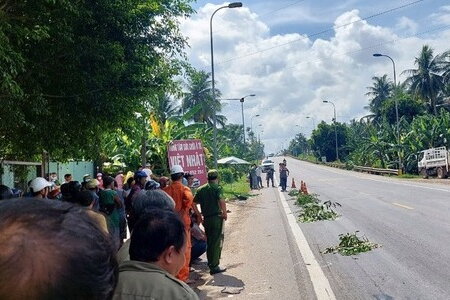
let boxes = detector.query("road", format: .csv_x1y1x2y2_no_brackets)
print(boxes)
193,157,450,299
278,157,450,300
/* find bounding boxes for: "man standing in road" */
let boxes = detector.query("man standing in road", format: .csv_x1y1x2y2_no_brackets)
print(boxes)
163,165,201,283
279,163,290,192
266,167,275,187
194,170,227,275
256,165,263,189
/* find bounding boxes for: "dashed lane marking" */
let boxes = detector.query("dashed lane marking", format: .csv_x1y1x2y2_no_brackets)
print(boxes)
392,202,415,210
275,179,336,300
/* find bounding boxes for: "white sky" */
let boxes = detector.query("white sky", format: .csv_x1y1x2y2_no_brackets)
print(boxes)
180,1,450,153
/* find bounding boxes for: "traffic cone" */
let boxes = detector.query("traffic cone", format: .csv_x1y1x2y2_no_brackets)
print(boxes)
291,178,296,188
303,182,309,195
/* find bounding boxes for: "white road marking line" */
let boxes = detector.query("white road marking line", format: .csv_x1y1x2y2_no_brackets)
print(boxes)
275,180,336,300
392,202,415,210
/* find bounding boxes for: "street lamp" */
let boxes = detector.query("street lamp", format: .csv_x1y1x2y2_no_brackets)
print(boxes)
323,100,339,161
306,116,316,129
210,2,243,168
373,53,401,170
250,114,260,132
250,114,260,141
293,125,302,156
221,94,256,144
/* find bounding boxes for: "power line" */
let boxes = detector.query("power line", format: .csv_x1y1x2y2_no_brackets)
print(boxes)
274,23,450,73
217,0,425,65
257,0,307,19
213,0,306,35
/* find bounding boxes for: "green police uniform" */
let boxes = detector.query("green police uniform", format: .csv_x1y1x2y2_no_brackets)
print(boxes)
113,260,199,300
194,179,224,272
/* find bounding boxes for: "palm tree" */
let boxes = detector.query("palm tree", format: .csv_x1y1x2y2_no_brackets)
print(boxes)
402,45,450,115
150,94,180,124
183,69,225,126
365,75,393,121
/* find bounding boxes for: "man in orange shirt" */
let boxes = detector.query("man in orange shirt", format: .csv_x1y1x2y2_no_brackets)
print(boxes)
163,165,202,283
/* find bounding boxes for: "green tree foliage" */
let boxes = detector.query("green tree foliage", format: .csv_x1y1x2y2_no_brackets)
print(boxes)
0,0,194,160
402,110,450,173
365,74,393,121
288,133,309,156
149,93,181,125
347,121,397,168
218,124,263,163
311,122,348,162
380,91,425,124
403,45,450,115
182,69,226,126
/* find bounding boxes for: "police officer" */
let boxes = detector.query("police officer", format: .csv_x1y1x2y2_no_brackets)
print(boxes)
193,170,227,275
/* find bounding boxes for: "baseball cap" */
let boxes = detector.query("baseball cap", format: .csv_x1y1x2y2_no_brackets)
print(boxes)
207,169,219,178
85,179,100,189
135,171,148,178
142,168,152,177
29,177,52,193
170,165,184,175
144,180,160,190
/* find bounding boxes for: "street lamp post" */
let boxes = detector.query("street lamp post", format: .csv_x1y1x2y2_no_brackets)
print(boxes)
250,114,260,142
221,94,255,144
306,116,316,130
323,100,339,161
293,125,302,157
210,2,243,168
373,53,401,170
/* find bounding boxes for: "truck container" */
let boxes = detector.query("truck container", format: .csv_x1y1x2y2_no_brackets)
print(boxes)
418,146,449,179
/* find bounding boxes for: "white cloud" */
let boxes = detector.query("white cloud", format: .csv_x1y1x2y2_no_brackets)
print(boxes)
430,5,450,25
180,3,450,153
395,16,419,35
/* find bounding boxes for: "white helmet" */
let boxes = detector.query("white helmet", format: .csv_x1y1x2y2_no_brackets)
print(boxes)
29,177,52,193
170,165,184,175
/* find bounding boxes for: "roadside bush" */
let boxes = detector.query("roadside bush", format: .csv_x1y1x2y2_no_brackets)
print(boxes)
218,168,234,184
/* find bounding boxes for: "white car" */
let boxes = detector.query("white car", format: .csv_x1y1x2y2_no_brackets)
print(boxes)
261,159,274,173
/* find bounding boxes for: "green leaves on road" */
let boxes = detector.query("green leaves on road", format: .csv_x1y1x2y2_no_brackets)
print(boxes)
323,231,380,256
288,189,299,196
294,193,341,222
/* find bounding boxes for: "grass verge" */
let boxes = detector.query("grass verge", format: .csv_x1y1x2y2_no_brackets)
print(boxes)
222,176,251,200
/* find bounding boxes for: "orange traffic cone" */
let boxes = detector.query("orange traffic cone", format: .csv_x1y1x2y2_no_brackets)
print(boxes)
291,178,296,188
303,182,309,195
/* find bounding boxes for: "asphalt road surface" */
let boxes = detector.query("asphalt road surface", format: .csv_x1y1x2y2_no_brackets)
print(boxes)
193,157,450,299
276,157,450,300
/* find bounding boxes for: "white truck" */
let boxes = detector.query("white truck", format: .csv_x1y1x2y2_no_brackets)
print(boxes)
418,146,450,179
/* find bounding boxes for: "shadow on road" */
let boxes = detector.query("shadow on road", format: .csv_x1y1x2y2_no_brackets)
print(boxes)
207,273,245,288
190,260,246,299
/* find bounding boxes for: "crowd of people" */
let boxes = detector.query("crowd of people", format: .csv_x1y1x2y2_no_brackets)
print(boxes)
0,164,229,299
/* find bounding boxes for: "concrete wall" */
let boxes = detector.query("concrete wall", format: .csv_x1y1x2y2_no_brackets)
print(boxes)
49,161,95,183
1,161,94,189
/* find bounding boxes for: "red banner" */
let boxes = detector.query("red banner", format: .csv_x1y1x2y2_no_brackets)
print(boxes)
168,139,207,186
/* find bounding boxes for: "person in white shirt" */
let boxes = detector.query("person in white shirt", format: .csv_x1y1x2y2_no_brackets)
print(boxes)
256,166,263,189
